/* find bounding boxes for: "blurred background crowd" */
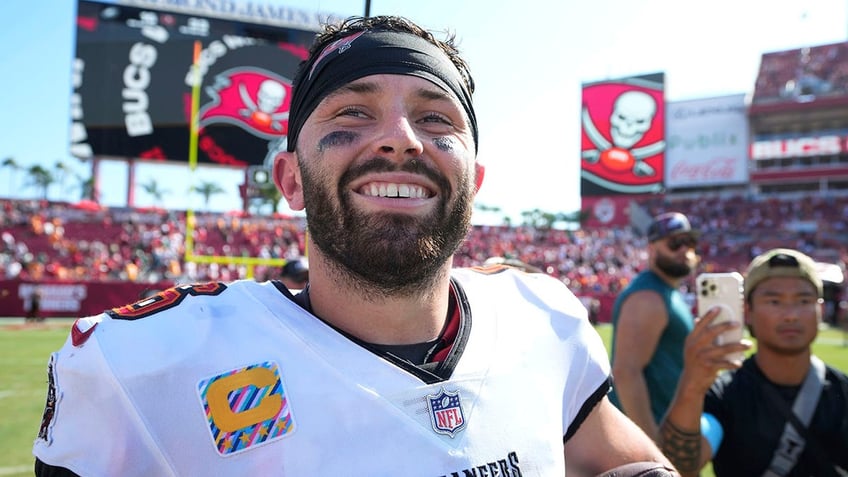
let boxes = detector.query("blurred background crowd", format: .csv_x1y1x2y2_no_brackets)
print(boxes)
3,193,847,324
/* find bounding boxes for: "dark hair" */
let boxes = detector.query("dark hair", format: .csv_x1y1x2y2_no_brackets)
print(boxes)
305,15,475,95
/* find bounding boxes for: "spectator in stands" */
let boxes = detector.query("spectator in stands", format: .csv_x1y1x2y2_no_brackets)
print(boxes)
279,257,308,290
610,212,700,441
25,286,42,323
587,297,601,326
660,248,848,476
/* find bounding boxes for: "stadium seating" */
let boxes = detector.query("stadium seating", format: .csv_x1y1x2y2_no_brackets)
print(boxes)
2,195,846,323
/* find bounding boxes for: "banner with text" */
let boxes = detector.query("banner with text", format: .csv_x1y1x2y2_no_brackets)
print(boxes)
72,0,320,167
2,280,173,318
665,94,749,188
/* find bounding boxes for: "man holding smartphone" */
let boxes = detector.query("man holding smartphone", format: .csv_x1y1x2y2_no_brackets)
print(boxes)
610,212,700,441
660,248,848,476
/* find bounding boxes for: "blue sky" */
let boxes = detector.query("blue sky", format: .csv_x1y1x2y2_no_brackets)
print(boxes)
1,0,847,220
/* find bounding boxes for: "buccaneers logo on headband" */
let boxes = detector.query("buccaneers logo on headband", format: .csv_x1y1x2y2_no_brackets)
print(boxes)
308,31,367,80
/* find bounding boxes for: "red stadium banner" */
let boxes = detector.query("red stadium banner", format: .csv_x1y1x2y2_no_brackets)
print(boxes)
581,195,635,228
0,280,619,325
580,73,665,196
1,280,173,319
71,0,321,167
750,134,848,160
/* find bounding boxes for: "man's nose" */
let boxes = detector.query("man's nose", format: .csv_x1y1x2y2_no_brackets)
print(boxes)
374,114,425,160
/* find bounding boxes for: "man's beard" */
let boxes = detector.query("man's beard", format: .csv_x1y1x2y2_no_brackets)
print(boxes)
655,254,692,278
300,156,475,296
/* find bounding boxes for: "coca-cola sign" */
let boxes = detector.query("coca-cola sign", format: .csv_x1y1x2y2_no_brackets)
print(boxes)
665,94,749,188
670,157,738,182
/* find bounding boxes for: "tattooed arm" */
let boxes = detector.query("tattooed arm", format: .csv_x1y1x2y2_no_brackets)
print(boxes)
659,308,750,476
659,408,708,477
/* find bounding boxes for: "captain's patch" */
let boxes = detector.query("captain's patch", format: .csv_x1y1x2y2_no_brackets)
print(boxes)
197,361,294,455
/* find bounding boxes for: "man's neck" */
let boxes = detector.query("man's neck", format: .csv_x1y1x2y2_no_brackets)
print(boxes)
305,255,454,346
754,348,813,386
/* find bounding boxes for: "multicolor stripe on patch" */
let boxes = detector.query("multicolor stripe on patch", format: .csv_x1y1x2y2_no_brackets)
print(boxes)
197,361,294,455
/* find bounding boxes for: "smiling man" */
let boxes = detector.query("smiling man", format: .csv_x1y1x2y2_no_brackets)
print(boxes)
33,16,675,477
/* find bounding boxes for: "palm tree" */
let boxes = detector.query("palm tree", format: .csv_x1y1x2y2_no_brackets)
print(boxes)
191,180,225,210
520,208,587,230
26,165,55,200
1,157,19,197
520,208,557,229
72,172,97,201
54,160,73,199
248,182,281,215
474,202,502,214
139,178,170,208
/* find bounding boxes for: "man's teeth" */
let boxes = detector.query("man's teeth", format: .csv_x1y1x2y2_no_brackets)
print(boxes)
364,183,428,198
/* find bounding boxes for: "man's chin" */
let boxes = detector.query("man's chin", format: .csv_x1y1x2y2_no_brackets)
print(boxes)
659,264,691,278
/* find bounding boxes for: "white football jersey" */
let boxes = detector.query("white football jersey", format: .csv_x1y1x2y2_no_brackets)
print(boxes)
33,266,610,476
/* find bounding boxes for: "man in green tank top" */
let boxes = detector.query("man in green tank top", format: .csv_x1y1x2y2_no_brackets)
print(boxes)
610,212,699,441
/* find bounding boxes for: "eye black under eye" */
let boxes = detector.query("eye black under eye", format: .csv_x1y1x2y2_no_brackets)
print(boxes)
433,137,454,152
318,131,358,151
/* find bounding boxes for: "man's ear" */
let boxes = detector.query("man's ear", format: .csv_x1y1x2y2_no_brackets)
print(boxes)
474,162,485,192
273,151,305,211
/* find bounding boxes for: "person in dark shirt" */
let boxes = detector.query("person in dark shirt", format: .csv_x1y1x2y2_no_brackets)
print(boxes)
280,257,309,291
660,248,848,476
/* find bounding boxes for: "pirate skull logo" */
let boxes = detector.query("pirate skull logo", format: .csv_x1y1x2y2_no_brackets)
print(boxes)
239,79,289,132
582,90,664,177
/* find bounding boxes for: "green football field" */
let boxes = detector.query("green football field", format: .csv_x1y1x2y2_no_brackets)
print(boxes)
1,320,846,477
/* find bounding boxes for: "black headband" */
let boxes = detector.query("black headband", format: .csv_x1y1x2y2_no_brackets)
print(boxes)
286,29,478,154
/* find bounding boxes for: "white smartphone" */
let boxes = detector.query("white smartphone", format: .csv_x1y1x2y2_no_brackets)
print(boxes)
696,272,745,362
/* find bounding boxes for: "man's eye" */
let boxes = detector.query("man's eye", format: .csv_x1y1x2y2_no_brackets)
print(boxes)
337,107,367,118
420,112,451,124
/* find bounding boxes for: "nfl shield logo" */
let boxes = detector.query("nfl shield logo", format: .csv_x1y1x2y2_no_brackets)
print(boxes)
426,388,466,438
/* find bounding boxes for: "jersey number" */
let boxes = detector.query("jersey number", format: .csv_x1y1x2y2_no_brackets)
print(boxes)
107,282,227,320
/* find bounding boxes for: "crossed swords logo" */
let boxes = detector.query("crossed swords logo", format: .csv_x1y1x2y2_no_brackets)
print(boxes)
581,90,665,177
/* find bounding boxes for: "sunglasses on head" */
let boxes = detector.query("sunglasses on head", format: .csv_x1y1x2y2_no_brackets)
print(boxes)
666,235,697,251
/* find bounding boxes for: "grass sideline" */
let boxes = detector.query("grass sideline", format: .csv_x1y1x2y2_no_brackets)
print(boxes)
0,319,72,477
0,320,845,477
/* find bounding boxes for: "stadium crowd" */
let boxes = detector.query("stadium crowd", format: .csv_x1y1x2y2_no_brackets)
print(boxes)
754,41,848,102
3,193,847,297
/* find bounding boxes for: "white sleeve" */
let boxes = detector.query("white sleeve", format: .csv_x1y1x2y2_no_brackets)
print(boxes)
563,313,612,440
32,317,175,477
